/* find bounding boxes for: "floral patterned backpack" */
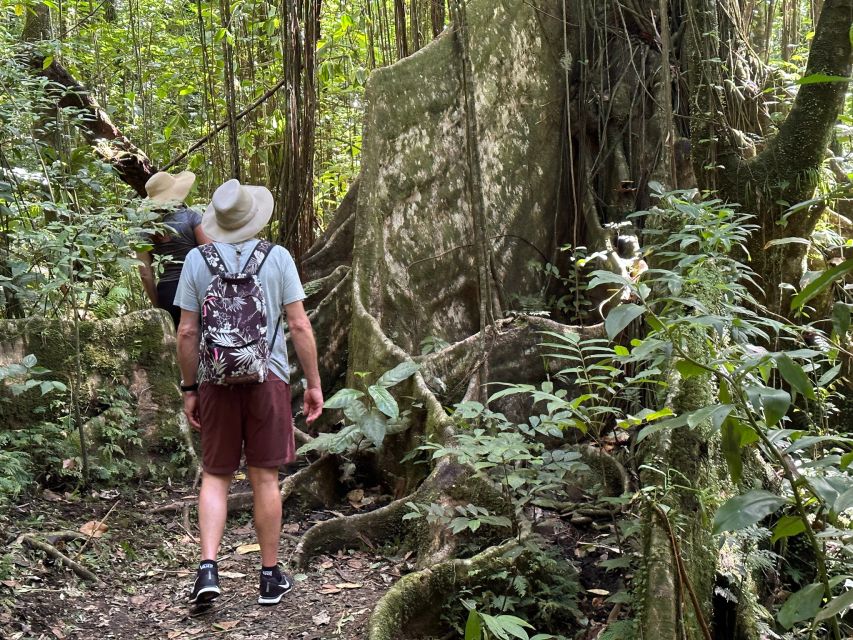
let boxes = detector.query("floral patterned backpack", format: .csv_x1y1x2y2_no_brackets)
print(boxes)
197,240,279,385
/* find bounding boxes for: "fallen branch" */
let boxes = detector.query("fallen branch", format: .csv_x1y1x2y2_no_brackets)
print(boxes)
20,535,102,584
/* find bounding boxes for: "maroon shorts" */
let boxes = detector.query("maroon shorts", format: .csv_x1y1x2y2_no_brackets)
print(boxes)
198,374,296,474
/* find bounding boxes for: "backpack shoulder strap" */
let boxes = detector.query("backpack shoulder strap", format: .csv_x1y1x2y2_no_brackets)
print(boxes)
245,240,276,276
198,243,228,276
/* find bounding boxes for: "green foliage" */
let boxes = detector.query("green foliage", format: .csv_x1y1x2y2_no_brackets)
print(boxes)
586,188,853,637
450,543,579,640
415,401,587,533
297,361,419,454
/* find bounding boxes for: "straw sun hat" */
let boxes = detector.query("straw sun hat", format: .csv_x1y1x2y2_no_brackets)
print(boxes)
201,179,274,243
144,170,196,204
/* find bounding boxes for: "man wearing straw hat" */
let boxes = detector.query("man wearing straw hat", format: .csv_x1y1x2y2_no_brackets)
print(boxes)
174,179,323,607
137,170,210,327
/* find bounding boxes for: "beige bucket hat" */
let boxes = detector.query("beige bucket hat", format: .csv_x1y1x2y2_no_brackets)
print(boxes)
145,171,196,204
201,179,274,243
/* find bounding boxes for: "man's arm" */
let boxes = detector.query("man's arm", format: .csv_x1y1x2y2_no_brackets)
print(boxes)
136,251,158,305
177,309,202,430
285,300,323,424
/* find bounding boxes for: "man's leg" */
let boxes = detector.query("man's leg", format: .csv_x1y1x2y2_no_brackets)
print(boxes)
199,471,232,561
247,465,281,567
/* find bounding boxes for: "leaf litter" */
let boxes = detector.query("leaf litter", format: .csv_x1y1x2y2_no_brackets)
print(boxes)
0,476,402,639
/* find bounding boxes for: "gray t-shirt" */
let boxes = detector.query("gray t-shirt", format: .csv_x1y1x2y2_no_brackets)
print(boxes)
174,239,306,383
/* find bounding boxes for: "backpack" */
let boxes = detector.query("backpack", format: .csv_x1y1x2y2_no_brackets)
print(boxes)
198,240,280,385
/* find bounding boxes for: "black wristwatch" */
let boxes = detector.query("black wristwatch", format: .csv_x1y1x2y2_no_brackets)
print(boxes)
180,381,199,393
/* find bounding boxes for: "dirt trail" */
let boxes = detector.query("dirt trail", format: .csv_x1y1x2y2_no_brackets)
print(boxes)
1,474,406,640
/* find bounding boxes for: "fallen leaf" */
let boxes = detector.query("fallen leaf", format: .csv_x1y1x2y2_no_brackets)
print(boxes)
128,595,148,605
319,560,334,570
1,580,18,588
233,472,246,481
282,523,299,534
319,584,341,594
236,543,261,554
213,621,240,631
50,627,65,639
347,489,364,504
62,459,76,470
219,571,246,579
587,588,610,596
167,631,183,640
312,611,331,626
42,489,63,502
335,582,363,589
79,520,109,538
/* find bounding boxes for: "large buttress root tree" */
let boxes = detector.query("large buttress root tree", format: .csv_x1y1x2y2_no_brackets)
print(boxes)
294,0,853,638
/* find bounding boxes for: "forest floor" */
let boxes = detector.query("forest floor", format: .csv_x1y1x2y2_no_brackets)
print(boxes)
0,468,405,640
0,465,629,640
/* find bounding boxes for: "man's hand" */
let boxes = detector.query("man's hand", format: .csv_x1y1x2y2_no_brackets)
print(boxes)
184,392,202,431
303,387,323,425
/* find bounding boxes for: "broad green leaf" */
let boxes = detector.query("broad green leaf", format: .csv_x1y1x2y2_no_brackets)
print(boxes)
721,418,745,483
841,451,853,470
377,361,420,387
832,302,851,339
343,398,367,423
834,487,853,513
687,404,733,431
815,589,853,621
777,583,824,629
605,304,645,340
636,413,689,442
357,409,387,447
771,514,806,543
796,72,851,85
368,385,399,420
759,387,791,427
465,609,482,640
675,359,706,380
791,258,853,312
818,363,842,388
713,490,788,535
763,237,811,248
480,613,533,640
775,354,816,400
324,388,364,409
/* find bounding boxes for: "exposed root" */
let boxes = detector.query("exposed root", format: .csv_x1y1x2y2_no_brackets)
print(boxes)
295,458,508,568
294,493,411,567
366,541,521,640
20,535,102,584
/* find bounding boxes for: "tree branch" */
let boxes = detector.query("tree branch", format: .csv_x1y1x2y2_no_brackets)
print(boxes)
27,54,156,196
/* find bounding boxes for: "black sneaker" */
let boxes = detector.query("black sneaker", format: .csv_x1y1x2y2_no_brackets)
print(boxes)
257,566,293,605
189,560,221,605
